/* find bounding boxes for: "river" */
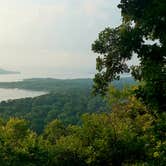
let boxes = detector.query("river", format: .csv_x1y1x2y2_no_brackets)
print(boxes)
0,73,49,102
0,72,131,102
0,88,46,102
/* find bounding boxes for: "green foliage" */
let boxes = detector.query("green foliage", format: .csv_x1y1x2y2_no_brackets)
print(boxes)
0,77,136,93
0,118,49,166
0,78,135,133
0,1,165,165
43,119,67,144
0,86,165,165
92,0,166,112
0,91,107,133
44,89,156,166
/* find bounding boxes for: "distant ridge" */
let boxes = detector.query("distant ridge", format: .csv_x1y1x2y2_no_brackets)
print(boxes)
0,68,20,75
0,77,136,92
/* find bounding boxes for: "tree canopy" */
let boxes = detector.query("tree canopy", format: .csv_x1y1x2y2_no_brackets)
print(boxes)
92,0,166,113
0,1,165,165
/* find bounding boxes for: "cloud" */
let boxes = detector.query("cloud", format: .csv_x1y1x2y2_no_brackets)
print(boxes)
0,0,121,74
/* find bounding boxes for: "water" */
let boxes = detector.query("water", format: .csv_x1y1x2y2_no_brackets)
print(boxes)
0,72,95,82
0,73,50,101
0,72,131,101
0,72,130,82
0,88,46,102
0,71,95,101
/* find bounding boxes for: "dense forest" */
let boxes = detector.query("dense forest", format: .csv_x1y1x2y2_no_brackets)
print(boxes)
0,90,107,133
0,0,165,166
0,78,135,133
0,86,165,166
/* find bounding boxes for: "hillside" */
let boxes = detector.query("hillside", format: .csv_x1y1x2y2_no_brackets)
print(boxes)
0,77,136,92
0,77,136,133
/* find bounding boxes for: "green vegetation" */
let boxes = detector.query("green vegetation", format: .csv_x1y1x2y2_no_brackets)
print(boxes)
0,87,165,166
0,0,165,165
92,0,166,112
0,91,107,133
0,77,135,92
0,78,136,134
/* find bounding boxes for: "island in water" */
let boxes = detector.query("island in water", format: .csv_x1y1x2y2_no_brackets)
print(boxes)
0,68,20,75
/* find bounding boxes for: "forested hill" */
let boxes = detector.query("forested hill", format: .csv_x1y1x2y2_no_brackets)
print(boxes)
0,77,136,92
0,0,165,164
0,77,136,133
0,91,109,133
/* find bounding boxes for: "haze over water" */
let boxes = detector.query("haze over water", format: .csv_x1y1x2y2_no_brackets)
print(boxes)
0,71,94,101
0,71,95,82
0,88,46,102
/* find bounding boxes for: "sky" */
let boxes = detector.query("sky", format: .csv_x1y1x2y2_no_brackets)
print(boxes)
0,0,131,76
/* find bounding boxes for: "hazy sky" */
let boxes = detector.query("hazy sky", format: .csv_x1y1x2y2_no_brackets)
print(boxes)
0,0,124,74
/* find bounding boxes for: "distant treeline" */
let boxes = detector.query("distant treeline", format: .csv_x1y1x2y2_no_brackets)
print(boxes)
0,77,136,133
0,77,136,92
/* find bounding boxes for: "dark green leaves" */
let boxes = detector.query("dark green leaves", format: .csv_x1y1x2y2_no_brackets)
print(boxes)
92,0,166,112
